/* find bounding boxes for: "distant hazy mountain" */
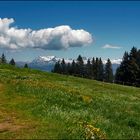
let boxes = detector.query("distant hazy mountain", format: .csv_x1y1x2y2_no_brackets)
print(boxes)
16,55,121,74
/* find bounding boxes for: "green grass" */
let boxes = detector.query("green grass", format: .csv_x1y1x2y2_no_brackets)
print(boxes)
0,64,140,139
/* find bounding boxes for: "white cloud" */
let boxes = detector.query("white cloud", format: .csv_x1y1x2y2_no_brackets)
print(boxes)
102,44,121,49
0,18,93,50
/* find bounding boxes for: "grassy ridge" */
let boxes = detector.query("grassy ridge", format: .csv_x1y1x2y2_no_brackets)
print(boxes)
0,64,140,139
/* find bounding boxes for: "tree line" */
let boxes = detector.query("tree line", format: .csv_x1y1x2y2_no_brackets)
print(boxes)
115,47,140,86
0,53,28,68
1,46,140,87
53,47,140,87
52,55,114,83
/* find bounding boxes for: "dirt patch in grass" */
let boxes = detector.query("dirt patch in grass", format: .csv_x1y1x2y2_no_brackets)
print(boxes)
0,111,26,134
0,82,38,137
0,121,25,133
0,109,37,135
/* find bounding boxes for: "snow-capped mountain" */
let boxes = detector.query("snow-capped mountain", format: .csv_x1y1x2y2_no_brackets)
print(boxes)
31,55,122,65
28,56,59,71
31,56,61,65
31,56,76,64
28,56,74,71
16,55,121,73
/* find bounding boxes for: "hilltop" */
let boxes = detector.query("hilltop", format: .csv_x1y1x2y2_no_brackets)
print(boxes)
0,64,139,139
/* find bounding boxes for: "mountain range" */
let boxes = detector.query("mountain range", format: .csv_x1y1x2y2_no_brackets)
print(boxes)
16,55,121,74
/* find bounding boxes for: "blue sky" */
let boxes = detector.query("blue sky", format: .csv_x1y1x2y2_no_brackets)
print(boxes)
0,1,140,62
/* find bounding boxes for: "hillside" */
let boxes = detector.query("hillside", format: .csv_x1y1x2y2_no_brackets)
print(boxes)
0,64,139,139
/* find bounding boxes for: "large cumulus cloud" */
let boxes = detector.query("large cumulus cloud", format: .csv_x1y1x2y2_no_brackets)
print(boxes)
0,18,93,50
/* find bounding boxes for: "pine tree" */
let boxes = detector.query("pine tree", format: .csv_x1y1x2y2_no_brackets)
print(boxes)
128,57,139,84
9,58,16,66
129,47,139,85
98,58,104,81
77,55,84,65
1,53,6,64
91,57,95,79
115,52,130,84
75,63,79,76
24,63,28,68
71,60,76,75
61,58,66,74
66,63,71,75
57,60,62,74
115,67,121,84
130,46,137,61
94,57,99,80
104,58,113,83
115,49,140,86
76,55,84,77
53,62,59,73
136,49,140,67
86,59,92,79
136,49,140,86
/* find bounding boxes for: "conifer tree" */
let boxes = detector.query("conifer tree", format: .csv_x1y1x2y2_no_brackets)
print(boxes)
53,62,59,73
95,57,99,80
136,49,140,67
104,58,113,82
9,58,16,66
115,52,130,84
61,58,66,74
129,57,139,84
129,47,139,85
115,50,140,86
24,63,28,68
71,60,76,75
77,55,84,65
54,60,62,74
136,49,140,85
57,60,62,74
91,57,96,79
66,63,71,75
1,53,6,64
98,58,104,81
76,55,84,77
130,46,137,61
86,59,92,78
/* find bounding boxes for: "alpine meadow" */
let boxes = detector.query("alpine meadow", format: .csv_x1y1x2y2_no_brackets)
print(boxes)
0,64,139,139
0,1,140,139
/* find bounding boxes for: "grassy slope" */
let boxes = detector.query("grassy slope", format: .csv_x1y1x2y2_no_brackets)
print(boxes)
0,64,140,139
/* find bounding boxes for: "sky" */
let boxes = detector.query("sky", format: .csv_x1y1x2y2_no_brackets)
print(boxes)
0,1,140,62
